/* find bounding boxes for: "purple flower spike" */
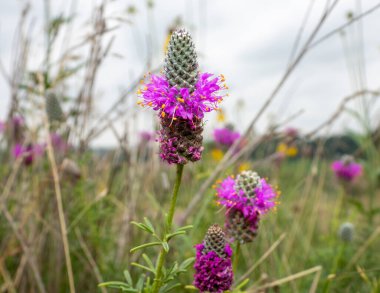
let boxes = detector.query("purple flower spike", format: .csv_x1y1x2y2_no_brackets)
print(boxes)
137,28,227,165
213,127,241,147
12,143,45,166
331,155,362,182
216,171,279,243
194,225,233,292
50,132,68,154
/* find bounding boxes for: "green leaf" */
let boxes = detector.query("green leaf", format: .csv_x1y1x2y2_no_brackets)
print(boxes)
142,254,155,271
143,217,155,233
98,281,137,292
234,278,250,290
163,282,182,292
179,257,195,271
177,225,193,232
131,221,154,234
131,262,155,274
162,241,170,252
130,242,162,253
166,230,186,241
123,270,133,285
184,285,198,290
136,275,145,290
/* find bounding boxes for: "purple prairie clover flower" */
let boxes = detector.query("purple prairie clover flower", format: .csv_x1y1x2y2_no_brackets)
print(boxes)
12,143,45,166
216,170,279,243
50,132,68,153
12,115,24,127
137,28,227,165
331,155,362,182
194,225,233,293
284,127,298,138
139,131,155,142
213,127,241,147
138,73,225,121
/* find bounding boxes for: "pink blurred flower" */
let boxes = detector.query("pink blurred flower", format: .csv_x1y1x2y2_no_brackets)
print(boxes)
12,143,45,166
213,127,241,147
12,115,24,127
331,156,362,182
284,127,298,138
50,132,68,153
139,131,155,142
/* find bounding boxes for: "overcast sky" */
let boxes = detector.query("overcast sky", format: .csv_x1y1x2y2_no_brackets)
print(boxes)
1,0,380,146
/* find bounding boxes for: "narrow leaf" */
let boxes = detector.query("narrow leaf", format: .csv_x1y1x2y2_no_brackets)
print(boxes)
143,217,155,233
177,225,193,232
123,270,133,285
131,262,155,274
166,230,186,241
130,221,154,234
130,242,161,253
142,254,155,270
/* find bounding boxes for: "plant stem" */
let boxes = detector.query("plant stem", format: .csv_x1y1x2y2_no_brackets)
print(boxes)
233,242,241,273
322,244,345,293
152,164,184,293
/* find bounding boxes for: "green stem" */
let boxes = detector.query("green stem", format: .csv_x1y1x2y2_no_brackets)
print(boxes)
233,242,241,273
152,164,184,293
322,244,345,293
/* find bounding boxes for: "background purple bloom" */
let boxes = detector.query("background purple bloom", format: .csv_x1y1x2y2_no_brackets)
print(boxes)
193,243,233,293
216,176,278,218
12,143,45,166
139,131,155,142
213,127,241,147
331,160,362,182
50,132,68,153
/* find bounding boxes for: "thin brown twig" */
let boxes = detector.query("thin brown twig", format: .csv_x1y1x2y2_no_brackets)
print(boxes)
237,233,287,284
39,77,76,293
305,89,380,138
247,266,323,292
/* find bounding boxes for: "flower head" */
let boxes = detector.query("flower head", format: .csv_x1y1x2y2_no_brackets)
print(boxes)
284,127,298,138
12,143,45,166
137,28,227,165
12,115,24,127
50,132,68,153
216,171,279,243
194,225,233,292
213,127,241,147
216,172,278,218
139,131,154,142
331,155,362,182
